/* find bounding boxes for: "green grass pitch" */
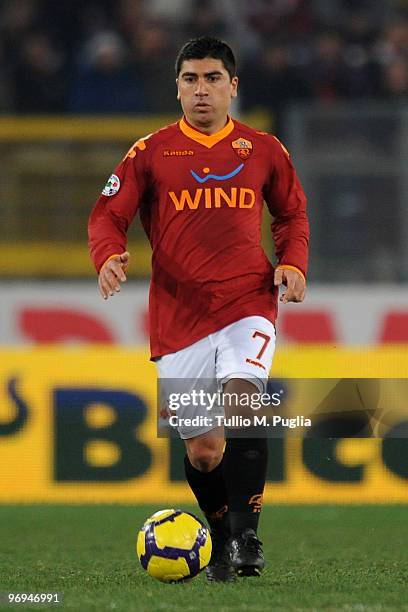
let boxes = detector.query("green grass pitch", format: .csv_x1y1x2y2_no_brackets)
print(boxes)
0,505,407,611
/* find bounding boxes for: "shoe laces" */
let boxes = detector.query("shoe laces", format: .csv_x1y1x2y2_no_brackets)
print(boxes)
240,529,263,553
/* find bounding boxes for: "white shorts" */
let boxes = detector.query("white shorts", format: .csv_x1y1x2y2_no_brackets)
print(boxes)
156,316,276,439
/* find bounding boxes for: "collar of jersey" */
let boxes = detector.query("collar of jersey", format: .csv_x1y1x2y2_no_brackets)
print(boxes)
179,116,235,148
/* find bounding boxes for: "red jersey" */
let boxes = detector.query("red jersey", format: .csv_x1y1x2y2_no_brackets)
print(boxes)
88,117,309,358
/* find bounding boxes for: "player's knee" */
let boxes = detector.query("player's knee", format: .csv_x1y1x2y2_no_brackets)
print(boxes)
187,440,223,473
190,451,222,473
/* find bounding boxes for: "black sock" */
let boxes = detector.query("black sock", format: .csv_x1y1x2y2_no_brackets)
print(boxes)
222,432,268,536
184,455,229,533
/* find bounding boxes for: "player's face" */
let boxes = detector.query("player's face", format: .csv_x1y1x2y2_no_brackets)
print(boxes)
176,58,238,133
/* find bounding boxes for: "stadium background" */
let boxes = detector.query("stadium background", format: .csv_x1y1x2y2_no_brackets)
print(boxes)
1,0,408,507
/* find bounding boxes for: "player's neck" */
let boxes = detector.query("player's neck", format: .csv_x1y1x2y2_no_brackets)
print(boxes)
184,115,229,136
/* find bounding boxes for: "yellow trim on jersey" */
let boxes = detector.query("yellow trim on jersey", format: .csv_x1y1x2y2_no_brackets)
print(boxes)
272,135,291,158
276,265,306,283
179,116,235,148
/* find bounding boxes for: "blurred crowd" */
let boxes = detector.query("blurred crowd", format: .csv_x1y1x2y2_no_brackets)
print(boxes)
0,0,407,122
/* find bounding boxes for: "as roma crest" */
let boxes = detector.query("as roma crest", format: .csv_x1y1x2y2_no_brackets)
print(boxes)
231,137,253,159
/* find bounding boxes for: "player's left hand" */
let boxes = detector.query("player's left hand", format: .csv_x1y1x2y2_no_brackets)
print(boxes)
274,267,306,303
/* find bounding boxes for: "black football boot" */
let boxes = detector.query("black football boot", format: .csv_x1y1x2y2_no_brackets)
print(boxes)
228,528,264,577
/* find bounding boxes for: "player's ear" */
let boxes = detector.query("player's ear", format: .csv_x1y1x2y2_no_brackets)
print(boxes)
176,78,180,100
231,76,238,98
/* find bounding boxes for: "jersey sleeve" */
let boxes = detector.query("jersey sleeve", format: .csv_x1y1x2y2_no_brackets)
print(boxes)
263,136,309,279
88,145,147,273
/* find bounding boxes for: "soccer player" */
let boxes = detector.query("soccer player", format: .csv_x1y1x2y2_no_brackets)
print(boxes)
88,36,309,582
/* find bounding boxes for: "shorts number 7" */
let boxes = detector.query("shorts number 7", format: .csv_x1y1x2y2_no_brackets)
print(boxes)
252,331,271,360
245,331,271,371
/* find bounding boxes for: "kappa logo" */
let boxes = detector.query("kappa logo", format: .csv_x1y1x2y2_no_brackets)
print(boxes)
102,174,120,197
232,137,253,159
190,164,244,184
163,149,194,157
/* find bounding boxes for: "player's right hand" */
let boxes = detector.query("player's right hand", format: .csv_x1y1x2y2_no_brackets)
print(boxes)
274,266,306,304
98,251,130,300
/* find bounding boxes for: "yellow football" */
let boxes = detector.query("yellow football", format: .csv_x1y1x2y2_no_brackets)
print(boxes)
137,509,212,582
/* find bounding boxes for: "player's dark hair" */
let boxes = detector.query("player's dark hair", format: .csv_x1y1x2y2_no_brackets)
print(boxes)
175,36,236,80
